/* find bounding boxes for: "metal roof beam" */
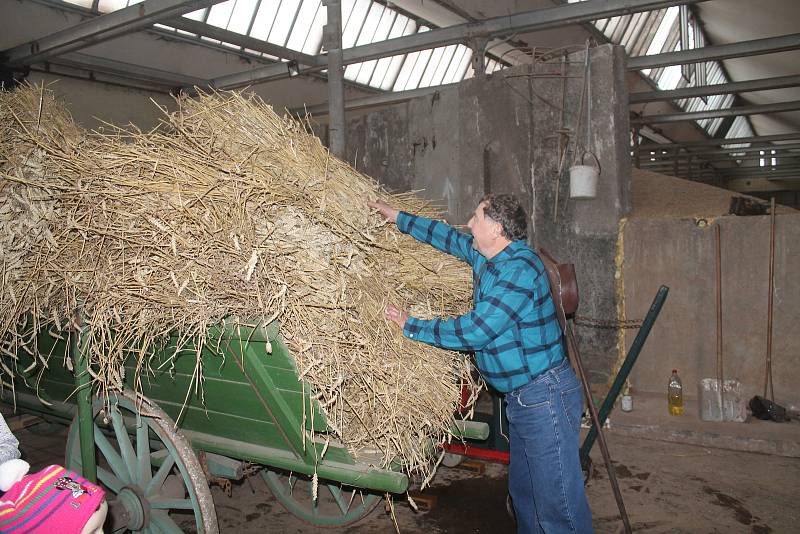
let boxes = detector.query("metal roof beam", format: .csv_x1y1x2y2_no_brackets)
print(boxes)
1,0,228,67
628,32,800,70
341,0,709,65
644,155,800,167
291,83,458,116
640,141,800,157
630,75,800,104
637,164,800,178
728,178,800,192
637,133,800,150
719,166,800,176
166,17,325,67
51,51,208,88
213,0,708,89
647,165,800,177
632,100,800,125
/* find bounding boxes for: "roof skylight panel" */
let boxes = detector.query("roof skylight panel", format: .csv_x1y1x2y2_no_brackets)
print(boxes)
602,16,622,41
183,7,208,22
373,54,404,90
621,12,647,54
707,117,724,137
370,15,414,90
429,44,457,87
442,46,470,85
610,14,632,44
352,7,396,85
227,0,259,35
300,3,326,54
657,64,682,90
594,18,610,34
249,1,280,40
206,0,235,29
269,0,302,47
724,116,754,150
340,0,358,33
97,0,128,12
341,0,371,49
346,3,386,81
286,1,323,52
393,49,422,91
61,0,94,8
403,36,434,90
645,6,679,56
418,46,446,88
463,60,475,80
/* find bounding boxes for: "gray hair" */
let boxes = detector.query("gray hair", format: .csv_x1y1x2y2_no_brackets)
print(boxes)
481,194,528,241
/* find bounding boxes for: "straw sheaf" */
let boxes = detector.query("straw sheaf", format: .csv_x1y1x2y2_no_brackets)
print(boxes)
0,84,481,478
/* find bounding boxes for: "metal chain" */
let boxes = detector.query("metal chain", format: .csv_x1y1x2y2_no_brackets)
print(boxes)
573,315,643,329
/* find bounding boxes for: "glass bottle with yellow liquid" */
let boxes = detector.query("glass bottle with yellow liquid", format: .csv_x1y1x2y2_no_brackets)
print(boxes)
668,369,684,415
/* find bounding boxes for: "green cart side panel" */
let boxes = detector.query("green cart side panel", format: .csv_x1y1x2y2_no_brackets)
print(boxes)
8,334,75,419
7,323,354,466
135,330,354,465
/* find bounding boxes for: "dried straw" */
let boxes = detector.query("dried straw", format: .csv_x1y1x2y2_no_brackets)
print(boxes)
0,83,482,480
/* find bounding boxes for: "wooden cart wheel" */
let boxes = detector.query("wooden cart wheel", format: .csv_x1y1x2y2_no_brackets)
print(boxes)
66,390,218,534
261,468,381,527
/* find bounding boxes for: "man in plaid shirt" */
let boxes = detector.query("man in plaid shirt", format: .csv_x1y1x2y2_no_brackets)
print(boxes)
370,194,593,533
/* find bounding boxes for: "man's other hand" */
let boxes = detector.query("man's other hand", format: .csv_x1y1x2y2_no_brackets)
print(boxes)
368,201,399,224
385,303,409,329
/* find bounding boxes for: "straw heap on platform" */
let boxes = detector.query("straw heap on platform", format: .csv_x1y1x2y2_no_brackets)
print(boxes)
0,83,480,478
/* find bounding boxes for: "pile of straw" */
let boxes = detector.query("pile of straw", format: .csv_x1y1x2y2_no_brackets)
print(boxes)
0,83,480,478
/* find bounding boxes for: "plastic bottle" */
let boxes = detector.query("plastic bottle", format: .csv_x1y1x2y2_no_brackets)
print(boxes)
668,369,684,416
621,382,633,412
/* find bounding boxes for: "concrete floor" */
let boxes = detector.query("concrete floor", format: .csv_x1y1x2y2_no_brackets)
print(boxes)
5,399,800,534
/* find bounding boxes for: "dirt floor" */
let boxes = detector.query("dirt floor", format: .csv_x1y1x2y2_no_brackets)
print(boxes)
8,417,799,533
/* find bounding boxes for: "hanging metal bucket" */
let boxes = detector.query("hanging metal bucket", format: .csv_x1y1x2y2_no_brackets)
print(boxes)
569,152,601,199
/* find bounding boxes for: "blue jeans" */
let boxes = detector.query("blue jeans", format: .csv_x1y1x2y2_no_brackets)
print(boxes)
505,359,593,533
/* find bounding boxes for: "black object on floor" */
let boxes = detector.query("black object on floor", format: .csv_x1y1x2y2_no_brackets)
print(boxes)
749,396,789,422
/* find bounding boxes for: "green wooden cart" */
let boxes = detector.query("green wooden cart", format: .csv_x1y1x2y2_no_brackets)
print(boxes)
3,320,487,533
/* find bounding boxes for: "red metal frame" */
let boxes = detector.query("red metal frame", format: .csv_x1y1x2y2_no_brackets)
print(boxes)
442,442,510,464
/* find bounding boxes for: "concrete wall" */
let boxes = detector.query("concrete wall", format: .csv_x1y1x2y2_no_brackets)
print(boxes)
623,214,800,411
347,44,631,383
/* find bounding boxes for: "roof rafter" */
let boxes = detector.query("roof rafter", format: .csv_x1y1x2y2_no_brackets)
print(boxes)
628,32,800,70
166,16,326,67
1,0,228,67
49,51,208,88
632,100,800,125
630,75,800,104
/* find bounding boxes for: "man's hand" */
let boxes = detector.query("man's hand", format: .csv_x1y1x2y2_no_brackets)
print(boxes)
368,201,399,224
385,303,409,329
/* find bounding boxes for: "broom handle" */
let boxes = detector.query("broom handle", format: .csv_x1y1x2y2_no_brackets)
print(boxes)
764,197,776,400
565,323,632,534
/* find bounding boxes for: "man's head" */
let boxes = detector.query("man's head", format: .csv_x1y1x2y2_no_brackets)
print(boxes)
467,194,528,258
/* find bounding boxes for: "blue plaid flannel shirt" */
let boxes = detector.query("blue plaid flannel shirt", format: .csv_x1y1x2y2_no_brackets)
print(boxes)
397,211,565,393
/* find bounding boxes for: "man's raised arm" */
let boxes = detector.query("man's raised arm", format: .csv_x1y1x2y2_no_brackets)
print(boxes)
368,200,476,264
